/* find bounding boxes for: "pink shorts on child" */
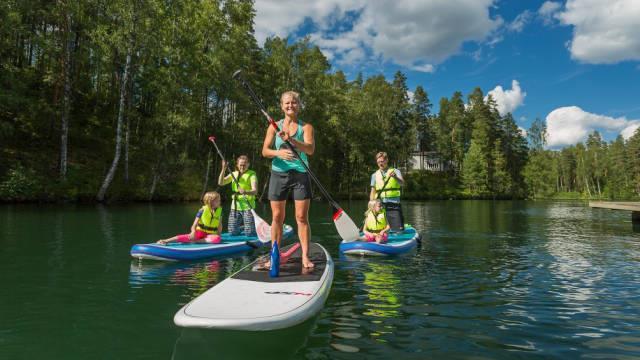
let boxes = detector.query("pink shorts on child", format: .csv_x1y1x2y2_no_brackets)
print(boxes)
176,230,221,244
364,232,388,243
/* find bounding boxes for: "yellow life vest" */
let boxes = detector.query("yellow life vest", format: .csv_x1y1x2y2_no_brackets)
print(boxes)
196,206,222,234
230,170,256,211
365,210,387,232
374,168,401,199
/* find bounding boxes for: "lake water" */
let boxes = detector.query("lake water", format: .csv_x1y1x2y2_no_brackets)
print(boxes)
1,200,639,359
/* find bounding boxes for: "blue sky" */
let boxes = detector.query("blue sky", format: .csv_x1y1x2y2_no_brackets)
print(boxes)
253,0,640,148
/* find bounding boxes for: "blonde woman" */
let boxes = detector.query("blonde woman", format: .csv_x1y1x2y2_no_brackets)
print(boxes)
262,91,315,268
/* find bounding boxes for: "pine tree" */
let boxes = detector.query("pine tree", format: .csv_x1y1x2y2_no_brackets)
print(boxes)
462,140,489,195
466,88,495,189
627,128,640,197
606,135,629,199
413,86,432,152
523,118,555,197
492,139,512,196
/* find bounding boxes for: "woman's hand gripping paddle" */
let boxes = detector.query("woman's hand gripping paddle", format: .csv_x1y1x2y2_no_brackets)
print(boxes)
232,70,360,242
208,135,272,244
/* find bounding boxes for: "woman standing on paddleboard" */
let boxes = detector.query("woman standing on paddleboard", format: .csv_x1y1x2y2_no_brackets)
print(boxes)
262,91,315,269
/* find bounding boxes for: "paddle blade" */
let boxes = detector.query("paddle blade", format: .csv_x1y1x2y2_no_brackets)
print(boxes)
251,209,272,243
332,208,360,242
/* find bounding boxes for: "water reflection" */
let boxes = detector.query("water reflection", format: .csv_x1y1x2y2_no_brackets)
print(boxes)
545,203,604,305
362,262,402,319
328,257,409,354
129,260,222,288
97,204,115,273
171,315,317,360
4,201,640,359
129,255,257,295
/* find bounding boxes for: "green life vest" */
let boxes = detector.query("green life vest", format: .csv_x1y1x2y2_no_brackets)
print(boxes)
196,206,222,234
230,170,257,211
374,168,401,199
365,210,387,232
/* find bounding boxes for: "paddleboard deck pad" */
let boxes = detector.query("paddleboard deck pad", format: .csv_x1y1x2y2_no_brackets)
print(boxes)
174,242,333,330
339,225,421,256
130,225,293,261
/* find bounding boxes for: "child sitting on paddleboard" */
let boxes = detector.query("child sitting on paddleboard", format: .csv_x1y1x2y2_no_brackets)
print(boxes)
362,199,390,244
157,191,223,245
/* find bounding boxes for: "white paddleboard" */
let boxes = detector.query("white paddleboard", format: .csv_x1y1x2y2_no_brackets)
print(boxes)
174,242,334,331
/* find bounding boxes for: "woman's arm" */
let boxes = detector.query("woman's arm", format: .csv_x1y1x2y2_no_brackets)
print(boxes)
218,160,232,186
262,125,292,159
248,175,258,196
287,123,315,155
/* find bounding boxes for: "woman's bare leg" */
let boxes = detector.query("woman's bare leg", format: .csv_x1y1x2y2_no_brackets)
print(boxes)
295,199,313,268
264,200,286,268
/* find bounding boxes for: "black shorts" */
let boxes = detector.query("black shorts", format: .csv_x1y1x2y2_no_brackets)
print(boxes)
268,170,313,201
383,202,405,231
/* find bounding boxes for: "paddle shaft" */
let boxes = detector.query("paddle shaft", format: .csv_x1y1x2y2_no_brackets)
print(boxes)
233,71,343,212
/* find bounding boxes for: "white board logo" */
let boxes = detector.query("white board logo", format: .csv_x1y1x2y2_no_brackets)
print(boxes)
264,291,312,296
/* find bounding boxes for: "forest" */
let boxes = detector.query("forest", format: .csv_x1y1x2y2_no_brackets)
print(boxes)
1,0,639,202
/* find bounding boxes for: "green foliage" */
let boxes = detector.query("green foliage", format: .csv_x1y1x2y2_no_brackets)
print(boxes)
403,171,462,199
0,165,41,201
0,0,637,202
523,150,557,198
462,140,489,195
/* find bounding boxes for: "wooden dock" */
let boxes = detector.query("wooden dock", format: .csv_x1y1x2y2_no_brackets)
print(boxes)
589,201,640,224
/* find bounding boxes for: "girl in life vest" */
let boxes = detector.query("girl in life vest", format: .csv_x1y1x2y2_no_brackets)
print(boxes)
363,199,390,244
157,191,223,245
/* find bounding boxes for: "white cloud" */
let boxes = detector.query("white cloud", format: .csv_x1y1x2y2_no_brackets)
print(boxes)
555,0,640,64
253,1,365,44
538,1,562,25
546,106,640,147
518,126,528,137
408,64,435,73
508,10,532,32
254,0,502,71
486,80,526,116
407,90,415,104
621,123,640,139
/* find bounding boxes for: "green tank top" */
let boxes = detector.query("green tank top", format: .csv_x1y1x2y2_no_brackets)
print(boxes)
271,120,308,173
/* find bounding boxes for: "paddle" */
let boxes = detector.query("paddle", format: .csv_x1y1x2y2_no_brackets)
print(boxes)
375,168,396,200
208,135,272,244
232,70,360,242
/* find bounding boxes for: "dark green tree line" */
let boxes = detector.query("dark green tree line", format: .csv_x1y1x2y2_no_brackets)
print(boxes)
1,0,638,202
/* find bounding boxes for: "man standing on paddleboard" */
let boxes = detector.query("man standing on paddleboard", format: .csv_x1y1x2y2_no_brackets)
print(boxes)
262,91,315,269
370,151,405,232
